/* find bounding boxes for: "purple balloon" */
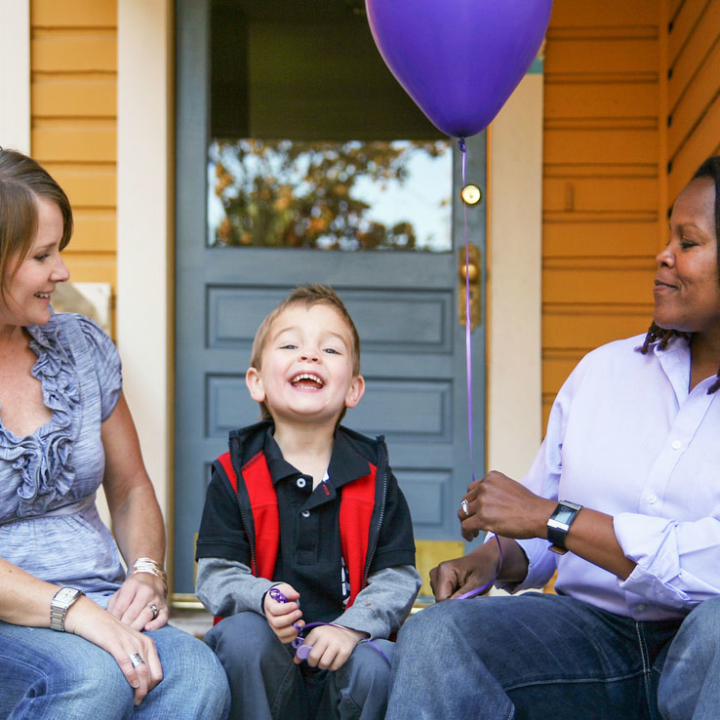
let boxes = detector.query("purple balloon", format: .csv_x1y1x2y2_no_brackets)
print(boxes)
366,0,553,138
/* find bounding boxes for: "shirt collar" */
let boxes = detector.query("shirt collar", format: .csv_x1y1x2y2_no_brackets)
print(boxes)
262,425,370,488
652,335,692,404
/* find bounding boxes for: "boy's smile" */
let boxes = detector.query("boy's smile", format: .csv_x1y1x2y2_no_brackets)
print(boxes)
246,303,365,427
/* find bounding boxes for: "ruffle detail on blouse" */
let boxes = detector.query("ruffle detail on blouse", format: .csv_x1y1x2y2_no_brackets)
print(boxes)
0,322,82,517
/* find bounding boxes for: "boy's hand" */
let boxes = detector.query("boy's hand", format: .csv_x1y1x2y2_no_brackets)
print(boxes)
264,583,304,643
296,625,365,671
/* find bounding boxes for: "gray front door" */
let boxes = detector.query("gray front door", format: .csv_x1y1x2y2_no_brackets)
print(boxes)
173,0,487,594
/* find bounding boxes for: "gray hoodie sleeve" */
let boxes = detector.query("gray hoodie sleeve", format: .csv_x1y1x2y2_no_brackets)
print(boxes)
333,564,422,640
196,557,274,617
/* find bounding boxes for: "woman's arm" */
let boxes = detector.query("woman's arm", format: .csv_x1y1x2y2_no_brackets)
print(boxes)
102,393,169,631
0,556,162,704
460,470,637,581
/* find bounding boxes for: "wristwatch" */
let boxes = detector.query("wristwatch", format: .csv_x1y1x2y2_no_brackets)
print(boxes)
50,587,84,632
547,500,583,555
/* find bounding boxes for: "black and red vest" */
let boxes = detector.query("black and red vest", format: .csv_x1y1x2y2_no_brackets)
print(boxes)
217,447,378,610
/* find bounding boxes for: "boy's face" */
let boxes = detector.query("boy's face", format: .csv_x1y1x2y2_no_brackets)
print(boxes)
246,303,365,426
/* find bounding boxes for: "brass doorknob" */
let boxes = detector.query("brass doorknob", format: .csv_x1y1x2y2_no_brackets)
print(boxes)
459,262,480,283
458,243,482,331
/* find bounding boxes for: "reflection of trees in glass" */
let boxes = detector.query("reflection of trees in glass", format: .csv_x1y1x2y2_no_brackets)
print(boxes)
209,139,449,251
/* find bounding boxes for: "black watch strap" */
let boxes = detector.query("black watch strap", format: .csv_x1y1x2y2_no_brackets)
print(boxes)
547,500,583,555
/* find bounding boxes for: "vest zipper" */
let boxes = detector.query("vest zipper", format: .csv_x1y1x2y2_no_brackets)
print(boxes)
228,434,258,575
363,437,389,587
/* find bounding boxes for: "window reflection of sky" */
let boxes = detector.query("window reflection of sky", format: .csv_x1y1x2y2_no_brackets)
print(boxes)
207,140,452,252
350,147,452,252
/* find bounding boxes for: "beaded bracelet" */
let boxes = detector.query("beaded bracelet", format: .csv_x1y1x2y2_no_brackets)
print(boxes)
129,557,168,595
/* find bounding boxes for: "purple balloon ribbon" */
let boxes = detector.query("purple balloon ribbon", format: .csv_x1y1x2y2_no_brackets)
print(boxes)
454,139,503,601
294,622,391,667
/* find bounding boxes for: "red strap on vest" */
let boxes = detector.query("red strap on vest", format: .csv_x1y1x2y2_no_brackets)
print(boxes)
217,450,376,609
218,450,279,579
339,467,375,608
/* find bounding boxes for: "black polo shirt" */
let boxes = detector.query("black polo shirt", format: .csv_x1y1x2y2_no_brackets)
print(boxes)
263,428,372,623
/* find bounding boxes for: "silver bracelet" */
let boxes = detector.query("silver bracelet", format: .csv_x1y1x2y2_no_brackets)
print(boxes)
129,557,168,595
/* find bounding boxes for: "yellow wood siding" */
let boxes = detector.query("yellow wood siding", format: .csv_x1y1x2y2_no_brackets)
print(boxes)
666,0,720,202
30,0,117,297
541,1,660,428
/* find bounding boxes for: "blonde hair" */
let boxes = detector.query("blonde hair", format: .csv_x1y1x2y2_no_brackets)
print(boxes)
249,283,361,421
0,149,73,296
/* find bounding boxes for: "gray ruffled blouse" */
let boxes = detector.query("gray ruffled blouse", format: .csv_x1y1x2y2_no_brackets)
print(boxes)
0,312,126,601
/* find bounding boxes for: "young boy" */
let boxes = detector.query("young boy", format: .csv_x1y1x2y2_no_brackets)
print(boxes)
196,284,421,720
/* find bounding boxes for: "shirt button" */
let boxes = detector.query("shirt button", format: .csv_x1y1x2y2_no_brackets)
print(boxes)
671,440,681,450
636,604,646,613
647,493,657,504
296,478,307,489
301,510,311,518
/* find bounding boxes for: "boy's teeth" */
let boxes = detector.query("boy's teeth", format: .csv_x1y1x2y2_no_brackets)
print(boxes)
292,373,324,387
36,293,50,298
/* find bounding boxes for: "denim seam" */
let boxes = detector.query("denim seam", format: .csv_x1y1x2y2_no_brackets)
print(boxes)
269,661,299,720
341,691,363,719
5,662,52,720
635,621,654,714
504,670,644,691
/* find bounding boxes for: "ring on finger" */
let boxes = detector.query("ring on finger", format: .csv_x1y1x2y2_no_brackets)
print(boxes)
148,603,159,620
461,499,470,517
129,652,145,668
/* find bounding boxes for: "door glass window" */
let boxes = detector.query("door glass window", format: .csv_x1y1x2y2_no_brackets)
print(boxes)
207,0,451,252
208,138,451,251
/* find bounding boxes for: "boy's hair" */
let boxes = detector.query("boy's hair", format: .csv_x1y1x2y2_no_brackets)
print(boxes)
249,283,362,422
0,148,73,297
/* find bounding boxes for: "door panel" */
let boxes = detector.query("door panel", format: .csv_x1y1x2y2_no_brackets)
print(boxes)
174,0,487,594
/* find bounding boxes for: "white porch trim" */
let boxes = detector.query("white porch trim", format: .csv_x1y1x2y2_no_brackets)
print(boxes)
487,73,544,478
0,0,31,153
117,1,173,521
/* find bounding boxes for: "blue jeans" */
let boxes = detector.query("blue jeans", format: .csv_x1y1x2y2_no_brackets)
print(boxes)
0,621,231,720
657,594,720,720
387,592,681,720
206,612,393,720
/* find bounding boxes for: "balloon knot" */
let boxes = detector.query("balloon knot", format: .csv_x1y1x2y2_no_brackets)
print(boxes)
457,138,467,153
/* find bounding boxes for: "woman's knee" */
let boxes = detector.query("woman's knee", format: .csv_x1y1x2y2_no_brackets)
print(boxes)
150,625,231,712
678,596,720,639
396,602,457,649
0,632,133,720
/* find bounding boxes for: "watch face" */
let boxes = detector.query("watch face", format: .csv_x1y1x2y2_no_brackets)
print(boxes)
553,506,577,527
54,587,79,606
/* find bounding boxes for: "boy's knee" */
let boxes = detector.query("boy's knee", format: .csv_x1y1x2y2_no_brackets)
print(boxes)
330,642,392,717
206,612,281,671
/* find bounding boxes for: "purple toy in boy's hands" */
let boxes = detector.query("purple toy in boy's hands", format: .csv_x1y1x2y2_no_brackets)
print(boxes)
268,587,312,659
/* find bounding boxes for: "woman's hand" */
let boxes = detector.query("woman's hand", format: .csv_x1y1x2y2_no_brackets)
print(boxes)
458,470,555,542
430,551,499,601
263,583,304,643
65,596,163,706
107,572,168,632
431,536,531,601
297,625,364,671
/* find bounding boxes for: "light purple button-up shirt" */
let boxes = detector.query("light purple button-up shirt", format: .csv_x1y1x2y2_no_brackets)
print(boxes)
502,333,720,620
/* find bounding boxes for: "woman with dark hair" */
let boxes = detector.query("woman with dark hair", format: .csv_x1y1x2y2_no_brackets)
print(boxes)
387,156,720,720
0,148,230,719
